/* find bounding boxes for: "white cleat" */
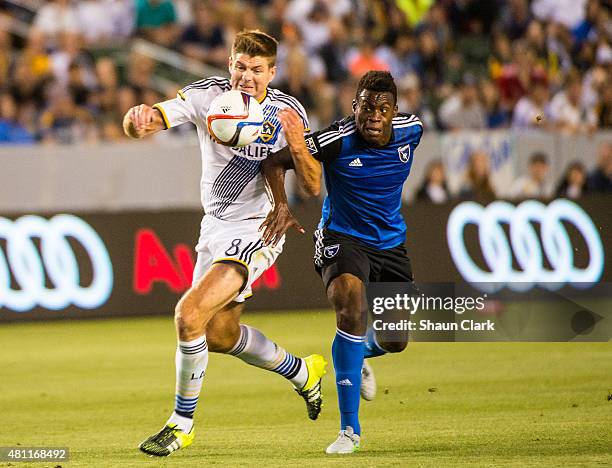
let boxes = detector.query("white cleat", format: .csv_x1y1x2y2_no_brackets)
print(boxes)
325,426,361,454
360,360,376,401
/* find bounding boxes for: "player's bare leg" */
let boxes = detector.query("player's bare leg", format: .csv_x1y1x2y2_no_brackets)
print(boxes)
139,263,245,457
207,302,327,420
325,273,364,454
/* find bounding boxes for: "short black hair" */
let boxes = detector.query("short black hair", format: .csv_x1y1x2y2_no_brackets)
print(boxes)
530,151,548,165
355,71,397,104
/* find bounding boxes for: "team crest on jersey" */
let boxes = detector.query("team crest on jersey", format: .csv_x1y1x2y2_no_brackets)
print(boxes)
305,137,318,155
324,244,340,258
398,144,411,163
259,120,277,142
255,104,281,145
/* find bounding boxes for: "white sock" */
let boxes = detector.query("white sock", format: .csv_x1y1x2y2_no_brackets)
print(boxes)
228,324,308,389
167,336,209,433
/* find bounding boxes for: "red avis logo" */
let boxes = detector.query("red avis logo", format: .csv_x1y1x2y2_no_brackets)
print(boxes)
133,229,194,293
133,229,280,294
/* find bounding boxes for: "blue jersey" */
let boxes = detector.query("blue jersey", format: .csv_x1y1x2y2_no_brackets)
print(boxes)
305,113,423,249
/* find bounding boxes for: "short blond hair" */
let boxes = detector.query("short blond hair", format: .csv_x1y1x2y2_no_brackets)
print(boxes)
232,30,278,65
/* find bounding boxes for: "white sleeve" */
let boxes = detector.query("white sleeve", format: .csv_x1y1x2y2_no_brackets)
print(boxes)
153,94,197,129
153,86,219,129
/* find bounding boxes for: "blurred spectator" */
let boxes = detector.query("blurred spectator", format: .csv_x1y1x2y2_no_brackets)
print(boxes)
555,161,589,199
50,32,97,92
21,30,52,81
496,41,547,108
0,93,35,144
337,78,358,119
416,160,449,204
275,25,315,109
548,71,597,134
572,0,602,46
580,64,606,112
501,0,532,40
32,0,78,45
524,21,548,63
489,32,513,79
438,73,486,130
178,1,227,69
347,40,390,78
287,0,333,54
531,0,587,30
285,0,351,25
511,152,553,199
218,1,261,35
587,142,612,192
9,58,49,110
415,29,444,89
76,0,115,45
459,150,496,201
67,62,95,108
93,58,120,123
511,79,550,130
126,52,157,92
106,0,136,41
317,18,350,83
480,78,510,128
261,0,290,40
417,4,451,50
96,57,119,91
379,2,412,46
136,0,180,47
384,32,419,80
595,80,612,128
117,86,139,118
455,18,490,78
39,89,97,145
397,73,435,129
0,28,12,89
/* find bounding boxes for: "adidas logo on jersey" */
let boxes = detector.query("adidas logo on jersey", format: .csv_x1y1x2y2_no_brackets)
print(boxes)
349,158,363,167
221,106,231,113
337,379,353,386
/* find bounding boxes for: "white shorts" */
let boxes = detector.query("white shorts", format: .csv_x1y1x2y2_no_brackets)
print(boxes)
192,215,285,302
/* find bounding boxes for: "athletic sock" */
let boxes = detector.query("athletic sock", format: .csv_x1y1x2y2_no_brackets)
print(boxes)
228,324,308,389
332,328,365,435
167,336,209,433
364,325,387,358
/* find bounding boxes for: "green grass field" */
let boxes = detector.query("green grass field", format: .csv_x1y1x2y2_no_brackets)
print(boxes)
1,310,610,467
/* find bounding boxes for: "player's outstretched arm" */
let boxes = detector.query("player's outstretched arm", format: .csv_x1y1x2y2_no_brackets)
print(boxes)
123,104,165,139
278,108,321,197
260,149,305,246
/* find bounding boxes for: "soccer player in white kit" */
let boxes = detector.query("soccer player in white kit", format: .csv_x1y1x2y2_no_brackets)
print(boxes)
122,30,327,457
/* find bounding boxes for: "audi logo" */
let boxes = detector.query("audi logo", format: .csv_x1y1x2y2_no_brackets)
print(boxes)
447,200,604,292
0,215,113,312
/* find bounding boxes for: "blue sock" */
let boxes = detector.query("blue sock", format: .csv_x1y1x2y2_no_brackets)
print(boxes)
364,326,387,359
332,329,365,435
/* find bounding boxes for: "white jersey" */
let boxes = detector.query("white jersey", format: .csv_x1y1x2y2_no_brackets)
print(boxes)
153,76,310,221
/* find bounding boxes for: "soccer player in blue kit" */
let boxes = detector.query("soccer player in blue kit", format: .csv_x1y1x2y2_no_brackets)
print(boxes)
261,71,423,453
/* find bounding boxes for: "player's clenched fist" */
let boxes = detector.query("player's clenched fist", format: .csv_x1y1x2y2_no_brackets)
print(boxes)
123,104,164,139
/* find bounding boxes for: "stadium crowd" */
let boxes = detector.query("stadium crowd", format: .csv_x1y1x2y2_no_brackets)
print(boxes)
0,0,610,196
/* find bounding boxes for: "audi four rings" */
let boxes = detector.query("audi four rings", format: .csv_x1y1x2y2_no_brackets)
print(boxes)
0,215,113,312
447,199,604,293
